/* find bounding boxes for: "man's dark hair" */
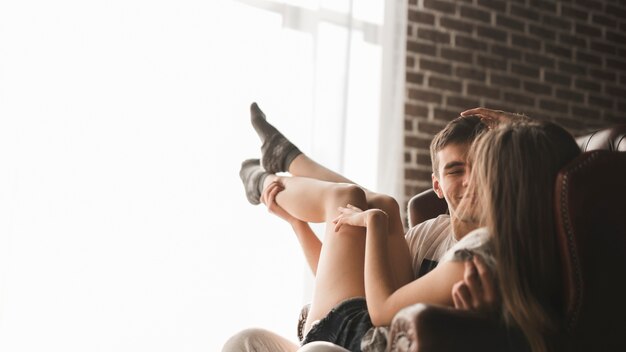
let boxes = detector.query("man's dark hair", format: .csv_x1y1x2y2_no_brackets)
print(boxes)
430,115,487,176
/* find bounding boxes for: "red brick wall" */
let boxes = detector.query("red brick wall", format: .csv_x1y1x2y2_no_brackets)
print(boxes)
404,0,626,205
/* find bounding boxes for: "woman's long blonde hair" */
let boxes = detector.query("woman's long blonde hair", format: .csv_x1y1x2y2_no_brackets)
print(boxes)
469,121,580,352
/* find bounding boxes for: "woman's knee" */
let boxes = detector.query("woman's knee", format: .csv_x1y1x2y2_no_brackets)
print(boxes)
222,328,298,352
368,193,400,216
328,184,367,209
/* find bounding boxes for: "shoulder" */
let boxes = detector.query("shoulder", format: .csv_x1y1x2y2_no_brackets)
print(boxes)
405,214,451,241
440,228,495,268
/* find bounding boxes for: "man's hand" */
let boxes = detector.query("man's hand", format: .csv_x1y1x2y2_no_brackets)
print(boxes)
452,255,498,314
460,107,528,128
260,180,302,226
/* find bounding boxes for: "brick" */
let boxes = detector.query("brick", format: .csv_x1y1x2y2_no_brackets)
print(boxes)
575,23,602,37
504,92,535,106
554,116,585,131
571,105,598,119
424,0,457,14
405,168,433,181
591,14,617,28
408,88,443,103
441,47,473,63
590,68,617,82
544,71,572,86
545,43,572,59
606,58,626,72
408,10,435,25
575,50,602,66
406,56,416,69
574,78,601,92
539,99,568,112
455,66,487,82
606,85,626,99
440,17,473,33
405,103,429,117
407,24,414,37
588,94,613,109
606,30,626,46
523,81,552,95
529,0,556,13
605,3,626,18
558,61,587,76
528,24,556,41
491,44,522,60
574,0,603,10
460,6,491,22
404,118,414,133
467,83,500,99
491,73,521,88
406,72,424,84
590,41,617,55
417,28,451,44
561,5,589,21
407,40,437,56
434,107,462,121
446,95,481,108
416,153,432,167
512,63,540,79
477,55,508,71
416,120,446,134
455,35,488,51
477,0,506,11
495,14,525,32
510,4,540,21
428,76,463,92
477,25,508,42
420,58,453,75
524,53,555,68
404,151,412,163
405,136,433,149
512,34,541,50
541,14,572,31
556,89,584,103
558,33,587,48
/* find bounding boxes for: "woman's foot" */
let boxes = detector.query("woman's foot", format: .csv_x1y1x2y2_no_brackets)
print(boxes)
250,102,302,173
239,158,269,205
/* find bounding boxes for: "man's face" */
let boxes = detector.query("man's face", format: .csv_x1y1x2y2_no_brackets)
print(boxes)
431,143,470,217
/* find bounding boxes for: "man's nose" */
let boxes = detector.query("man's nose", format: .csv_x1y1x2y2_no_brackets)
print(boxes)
461,173,470,187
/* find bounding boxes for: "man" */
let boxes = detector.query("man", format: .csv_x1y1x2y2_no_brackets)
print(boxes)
224,105,496,352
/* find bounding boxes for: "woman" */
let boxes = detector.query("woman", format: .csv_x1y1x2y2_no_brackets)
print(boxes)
240,104,580,352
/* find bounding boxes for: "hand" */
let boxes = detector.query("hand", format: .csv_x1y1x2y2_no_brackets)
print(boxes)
332,205,387,232
260,180,301,225
451,255,498,314
460,107,528,128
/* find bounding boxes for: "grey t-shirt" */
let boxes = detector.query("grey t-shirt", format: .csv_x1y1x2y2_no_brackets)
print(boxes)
405,214,457,278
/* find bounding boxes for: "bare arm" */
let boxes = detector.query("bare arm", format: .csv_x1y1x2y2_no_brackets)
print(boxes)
262,181,321,275
334,206,465,326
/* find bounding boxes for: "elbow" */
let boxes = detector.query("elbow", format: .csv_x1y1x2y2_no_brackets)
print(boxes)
368,307,392,327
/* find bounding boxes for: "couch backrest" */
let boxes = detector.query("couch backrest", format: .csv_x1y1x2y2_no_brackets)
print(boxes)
554,150,626,351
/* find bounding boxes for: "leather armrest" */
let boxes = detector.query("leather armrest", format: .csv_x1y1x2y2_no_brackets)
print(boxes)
386,304,529,352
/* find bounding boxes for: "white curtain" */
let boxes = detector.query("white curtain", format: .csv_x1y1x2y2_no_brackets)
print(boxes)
0,1,405,351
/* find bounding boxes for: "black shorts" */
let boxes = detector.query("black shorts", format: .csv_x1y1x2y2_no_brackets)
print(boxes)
301,297,373,352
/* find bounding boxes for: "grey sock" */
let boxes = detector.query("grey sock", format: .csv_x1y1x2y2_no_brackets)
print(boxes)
239,159,269,205
250,102,302,173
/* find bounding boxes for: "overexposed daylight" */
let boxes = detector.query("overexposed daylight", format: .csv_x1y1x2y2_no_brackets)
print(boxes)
0,0,405,351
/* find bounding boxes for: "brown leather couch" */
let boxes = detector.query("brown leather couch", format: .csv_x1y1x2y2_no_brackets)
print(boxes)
388,124,626,352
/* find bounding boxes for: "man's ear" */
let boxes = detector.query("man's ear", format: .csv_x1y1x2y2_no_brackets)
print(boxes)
432,173,444,199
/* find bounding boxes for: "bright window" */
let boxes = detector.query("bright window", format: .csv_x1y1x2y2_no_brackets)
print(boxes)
0,0,401,351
